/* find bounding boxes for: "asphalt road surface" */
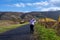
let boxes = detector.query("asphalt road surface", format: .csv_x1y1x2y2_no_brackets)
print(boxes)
0,24,33,40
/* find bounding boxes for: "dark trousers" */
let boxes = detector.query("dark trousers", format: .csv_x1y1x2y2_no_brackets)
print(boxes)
30,24,34,33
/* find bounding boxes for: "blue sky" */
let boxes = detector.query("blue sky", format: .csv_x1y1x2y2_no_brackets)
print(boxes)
0,0,60,12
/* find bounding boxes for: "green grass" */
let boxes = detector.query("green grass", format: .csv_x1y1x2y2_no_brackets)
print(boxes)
0,22,28,33
35,22,60,40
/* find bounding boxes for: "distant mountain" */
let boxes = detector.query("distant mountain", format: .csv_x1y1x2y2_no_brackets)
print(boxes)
24,10,60,20
0,10,60,20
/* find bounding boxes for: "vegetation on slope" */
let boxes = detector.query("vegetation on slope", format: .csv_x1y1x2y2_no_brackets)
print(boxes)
35,22,60,40
0,21,28,33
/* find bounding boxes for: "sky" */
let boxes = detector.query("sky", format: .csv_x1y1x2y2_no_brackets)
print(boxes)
0,0,60,12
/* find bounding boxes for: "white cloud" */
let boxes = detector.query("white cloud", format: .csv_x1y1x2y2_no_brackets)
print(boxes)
23,11,31,13
26,1,49,7
13,3,25,7
50,0,60,7
26,3,33,6
40,7,60,11
14,4,21,7
33,1,49,6
50,0,60,3
8,3,25,7
8,1,49,7
35,0,60,11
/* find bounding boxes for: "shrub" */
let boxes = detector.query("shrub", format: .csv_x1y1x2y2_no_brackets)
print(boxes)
35,23,60,40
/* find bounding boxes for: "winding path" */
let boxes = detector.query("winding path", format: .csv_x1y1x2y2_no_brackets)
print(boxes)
0,24,33,40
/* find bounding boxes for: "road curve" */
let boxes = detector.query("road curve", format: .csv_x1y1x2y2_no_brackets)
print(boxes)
0,24,33,40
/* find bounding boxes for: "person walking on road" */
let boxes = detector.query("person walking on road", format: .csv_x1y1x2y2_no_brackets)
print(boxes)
30,18,36,34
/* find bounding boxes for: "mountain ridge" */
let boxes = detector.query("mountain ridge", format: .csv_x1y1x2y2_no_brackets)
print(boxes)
0,10,60,20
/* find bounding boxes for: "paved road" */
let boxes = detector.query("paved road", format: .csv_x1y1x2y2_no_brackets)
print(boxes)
0,24,33,40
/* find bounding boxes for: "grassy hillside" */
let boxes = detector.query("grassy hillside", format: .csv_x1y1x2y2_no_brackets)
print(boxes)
0,20,28,33
0,12,23,20
34,22,60,40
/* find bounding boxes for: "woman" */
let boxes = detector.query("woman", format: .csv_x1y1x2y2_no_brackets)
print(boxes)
30,18,36,33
